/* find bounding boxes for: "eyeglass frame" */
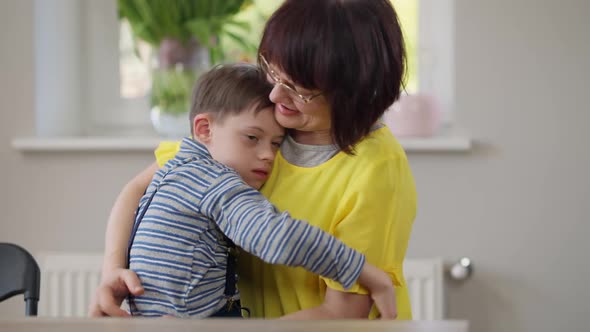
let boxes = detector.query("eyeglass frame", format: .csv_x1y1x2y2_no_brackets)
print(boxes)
259,55,323,104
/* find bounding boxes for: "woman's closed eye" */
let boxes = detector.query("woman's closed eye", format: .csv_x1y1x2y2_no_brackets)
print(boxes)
271,141,282,148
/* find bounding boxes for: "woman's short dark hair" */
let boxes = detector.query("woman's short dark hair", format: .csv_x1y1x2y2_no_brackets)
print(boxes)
189,63,274,133
258,0,406,153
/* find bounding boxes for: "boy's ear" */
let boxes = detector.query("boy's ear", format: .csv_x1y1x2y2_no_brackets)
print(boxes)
192,114,213,143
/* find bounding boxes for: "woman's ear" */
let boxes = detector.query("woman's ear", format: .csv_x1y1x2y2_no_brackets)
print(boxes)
192,114,213,143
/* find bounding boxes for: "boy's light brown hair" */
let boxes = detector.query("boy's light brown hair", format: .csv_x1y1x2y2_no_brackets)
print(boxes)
189,63,274,134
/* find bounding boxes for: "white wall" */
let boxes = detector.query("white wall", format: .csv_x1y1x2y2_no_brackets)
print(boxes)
1,0,589,331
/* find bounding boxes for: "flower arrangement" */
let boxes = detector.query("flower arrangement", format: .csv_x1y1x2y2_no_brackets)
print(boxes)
118,0,255,120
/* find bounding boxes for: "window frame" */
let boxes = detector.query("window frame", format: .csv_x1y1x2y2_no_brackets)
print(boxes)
83,0,152,135
33,0,455,137
418,0,456,124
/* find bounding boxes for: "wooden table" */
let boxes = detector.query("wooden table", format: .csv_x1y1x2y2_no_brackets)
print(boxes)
0,318,468,332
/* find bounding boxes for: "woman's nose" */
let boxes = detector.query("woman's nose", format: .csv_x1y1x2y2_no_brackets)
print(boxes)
269,83,288,104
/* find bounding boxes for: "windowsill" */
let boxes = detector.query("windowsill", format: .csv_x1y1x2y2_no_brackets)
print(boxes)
398,136,472,152
11,135,472,153
10,136,165,152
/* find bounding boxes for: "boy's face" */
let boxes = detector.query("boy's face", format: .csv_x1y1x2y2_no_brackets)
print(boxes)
207,106,285,189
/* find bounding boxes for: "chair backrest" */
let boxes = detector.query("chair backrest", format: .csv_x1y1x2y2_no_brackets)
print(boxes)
0,243,41,316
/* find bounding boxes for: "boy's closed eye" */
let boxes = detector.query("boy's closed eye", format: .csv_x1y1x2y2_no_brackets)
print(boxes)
246,135,259,142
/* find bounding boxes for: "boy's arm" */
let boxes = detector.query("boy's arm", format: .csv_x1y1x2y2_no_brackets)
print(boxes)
201,173,397,318
200,173,365,289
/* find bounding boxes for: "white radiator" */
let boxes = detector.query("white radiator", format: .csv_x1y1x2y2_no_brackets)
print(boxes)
37,252,104,317
37,253,444,319
404,258,444,320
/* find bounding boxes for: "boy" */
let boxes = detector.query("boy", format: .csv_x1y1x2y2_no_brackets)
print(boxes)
127,64,395,318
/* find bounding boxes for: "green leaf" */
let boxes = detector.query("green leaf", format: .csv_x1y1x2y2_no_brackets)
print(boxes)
223,30,256,54
224,19,251,31
118,0,251,51
185,19,212,48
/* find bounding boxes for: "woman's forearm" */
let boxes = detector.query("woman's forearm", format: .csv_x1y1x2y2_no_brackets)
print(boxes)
280,305,338,320
101,162,159,277
281,289,372,319
102,184,142,273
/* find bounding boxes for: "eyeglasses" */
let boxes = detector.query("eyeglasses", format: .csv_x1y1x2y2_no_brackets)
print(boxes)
259,55,322,104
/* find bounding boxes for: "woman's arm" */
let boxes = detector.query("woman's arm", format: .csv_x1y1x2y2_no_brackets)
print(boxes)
281,289,372,319
102,161,159,273
89,162,158,317
281,263,397,320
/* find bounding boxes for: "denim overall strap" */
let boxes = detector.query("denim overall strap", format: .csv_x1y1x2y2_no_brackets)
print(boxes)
125,187,158,313
210,236,244,318
126,189,158,269
224,237,238,298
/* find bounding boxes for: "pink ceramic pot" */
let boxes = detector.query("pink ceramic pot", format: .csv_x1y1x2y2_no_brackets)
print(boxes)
383,93,442,137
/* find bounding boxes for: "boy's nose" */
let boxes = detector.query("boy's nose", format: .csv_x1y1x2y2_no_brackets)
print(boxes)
259,145,276,163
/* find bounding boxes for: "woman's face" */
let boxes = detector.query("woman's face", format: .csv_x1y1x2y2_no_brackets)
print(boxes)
264,62,332,136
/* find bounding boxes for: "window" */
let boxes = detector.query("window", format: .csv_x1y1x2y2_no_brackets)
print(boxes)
33,0,454,138
392,0,455,124
392,0,418,93
119,21,151,100
34,0,150,137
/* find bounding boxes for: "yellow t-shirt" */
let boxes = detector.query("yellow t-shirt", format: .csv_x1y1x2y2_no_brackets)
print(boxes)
154,127,416,319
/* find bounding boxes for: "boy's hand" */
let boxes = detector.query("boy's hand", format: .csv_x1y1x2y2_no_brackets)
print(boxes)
356,262,398,319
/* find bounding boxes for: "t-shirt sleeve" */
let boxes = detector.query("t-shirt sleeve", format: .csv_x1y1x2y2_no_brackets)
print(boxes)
322,157,416,294
154,141,182,167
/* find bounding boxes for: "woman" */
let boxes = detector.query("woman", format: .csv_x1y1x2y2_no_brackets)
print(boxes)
90,0,416,319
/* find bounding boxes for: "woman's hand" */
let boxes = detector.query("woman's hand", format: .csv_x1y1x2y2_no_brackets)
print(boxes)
90,162,157,317
88,268,144,317
356,262,398,319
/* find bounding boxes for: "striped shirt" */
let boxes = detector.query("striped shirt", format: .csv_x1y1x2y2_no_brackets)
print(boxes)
128,138,366,318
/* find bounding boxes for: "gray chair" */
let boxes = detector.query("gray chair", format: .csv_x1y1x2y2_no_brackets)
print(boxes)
0,243,40,316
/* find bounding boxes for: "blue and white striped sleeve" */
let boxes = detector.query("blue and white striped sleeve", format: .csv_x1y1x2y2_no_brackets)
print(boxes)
200,172,366,289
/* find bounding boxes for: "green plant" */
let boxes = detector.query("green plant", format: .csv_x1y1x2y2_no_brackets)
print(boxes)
117,0,256,65
150,68,196,115
220,0,280,63
118,0,256,116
